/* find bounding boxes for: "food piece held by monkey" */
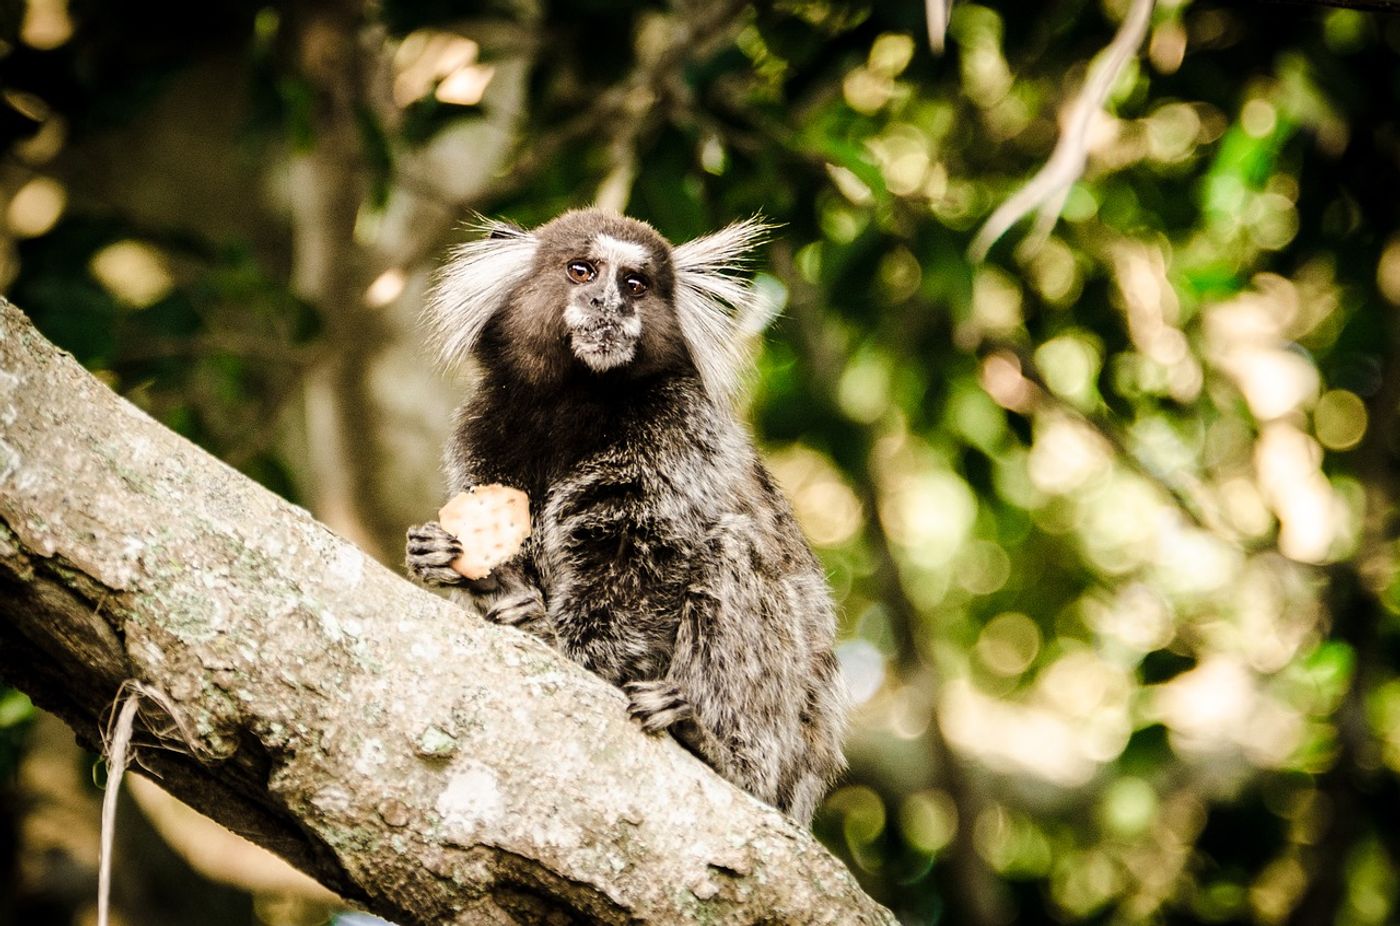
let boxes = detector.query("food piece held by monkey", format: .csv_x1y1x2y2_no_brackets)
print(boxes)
436,485,531,580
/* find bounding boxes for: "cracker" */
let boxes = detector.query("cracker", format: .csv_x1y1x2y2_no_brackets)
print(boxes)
437,484,532,580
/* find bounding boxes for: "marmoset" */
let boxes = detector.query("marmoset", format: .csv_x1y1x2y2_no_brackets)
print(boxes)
405,209,845,824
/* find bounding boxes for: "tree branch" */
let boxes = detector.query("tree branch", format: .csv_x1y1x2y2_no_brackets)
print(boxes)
968,0,1155,262
925,0,952,54
0,299,893,926
1250,0,1400,10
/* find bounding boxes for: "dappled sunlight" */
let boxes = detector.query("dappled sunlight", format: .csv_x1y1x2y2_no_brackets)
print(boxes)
960,265,1024,349
975,611,1040,676
364,267,407,308
1027,413,1112,494
1084,583,1174,655
1314,389,1368,452
8,0,1400,922
5,175,64,238
837,638,887,707
1035,333,1102,409
1232,556,1322,674
767,443,865,548
1076,473,1169,575
940,677,1106,787
1153,656,1306,769
878,469,977,568
1380,235,1400,306
90,240,175,309
1204,278,1322,421
836,347,895,424
899,789,959,856
20,0,71,51
1109,240,1202,403
392,32,495,108
1254,422,1347,564
873,431,978,569
978,350,1036,413
1150,521,1243,598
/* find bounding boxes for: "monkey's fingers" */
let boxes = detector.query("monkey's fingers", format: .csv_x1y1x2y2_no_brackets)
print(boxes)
408,521,461,549
407,521,464,570
624,680,694,734
638,704,693,734
407,546,461,567
485,589,546,627
407,563,469,587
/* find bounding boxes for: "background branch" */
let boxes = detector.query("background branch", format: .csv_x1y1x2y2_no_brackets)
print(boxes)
773,245,1012,926
968,0,1155,261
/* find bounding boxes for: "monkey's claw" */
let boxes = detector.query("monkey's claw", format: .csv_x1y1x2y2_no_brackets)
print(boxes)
406,521,466,587
624,680,694,734
485,588,546,629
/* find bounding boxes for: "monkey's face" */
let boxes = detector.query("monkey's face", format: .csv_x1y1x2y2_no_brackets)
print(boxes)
560,234,660,373
467,211,689,387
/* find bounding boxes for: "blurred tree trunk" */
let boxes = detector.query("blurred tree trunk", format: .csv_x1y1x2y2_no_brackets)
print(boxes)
0,300,893,925
47,10,534,565
277,5,545,564
282,0,390,558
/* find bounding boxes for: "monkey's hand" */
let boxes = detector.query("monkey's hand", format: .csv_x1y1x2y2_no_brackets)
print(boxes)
623,679,694,734
405,521,471,587
483,583,547,634
624,679,735,776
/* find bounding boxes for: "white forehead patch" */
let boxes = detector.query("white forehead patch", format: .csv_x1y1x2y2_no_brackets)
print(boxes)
594,234,650,269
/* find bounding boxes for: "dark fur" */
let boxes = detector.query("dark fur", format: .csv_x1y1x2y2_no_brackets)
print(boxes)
406,210,846,823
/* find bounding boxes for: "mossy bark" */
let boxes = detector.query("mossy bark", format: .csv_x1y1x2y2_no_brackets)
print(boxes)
0,299,893,925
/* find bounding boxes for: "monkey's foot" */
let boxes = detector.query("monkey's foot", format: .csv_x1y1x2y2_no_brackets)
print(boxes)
623,680,693,734
485,587,546,632
405,521,467,587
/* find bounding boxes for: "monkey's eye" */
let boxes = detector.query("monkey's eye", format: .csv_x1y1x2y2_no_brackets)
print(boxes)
623,274,650,297
565,260,597,284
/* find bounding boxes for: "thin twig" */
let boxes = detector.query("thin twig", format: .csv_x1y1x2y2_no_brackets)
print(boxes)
968,0,1155,261
926,0,953,54
97,679,219,926
97,694,139,926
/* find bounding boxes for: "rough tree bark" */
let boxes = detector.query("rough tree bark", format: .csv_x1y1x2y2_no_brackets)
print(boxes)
0,299,894,925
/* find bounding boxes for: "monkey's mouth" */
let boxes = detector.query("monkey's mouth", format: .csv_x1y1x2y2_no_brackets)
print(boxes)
565,307,640,372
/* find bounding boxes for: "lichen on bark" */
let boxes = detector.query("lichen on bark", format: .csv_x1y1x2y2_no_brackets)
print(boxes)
0,299,894,925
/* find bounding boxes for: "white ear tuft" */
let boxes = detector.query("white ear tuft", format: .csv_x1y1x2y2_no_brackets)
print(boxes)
424,218,539,369
671,216,773,403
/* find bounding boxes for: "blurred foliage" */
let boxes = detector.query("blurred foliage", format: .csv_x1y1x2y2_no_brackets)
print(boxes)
5,1,1400,924
0,688,33,782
